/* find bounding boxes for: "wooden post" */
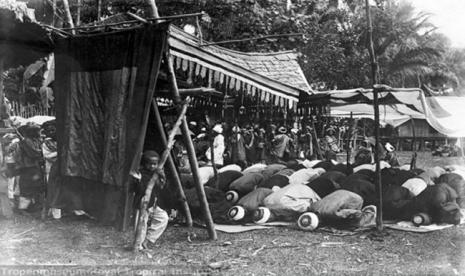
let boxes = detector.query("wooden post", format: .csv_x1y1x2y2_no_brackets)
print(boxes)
76,0,82,26
165,54,217,240
148,0,216,240
410,118,417,170
97,0,102,22
0,57,4,105
52,0,57,26
311,120,323,160
62,0,75,31
151,99,193,227
411,118,416,151
147,0,160,18
204,115,218,189
133,103,188,252
365,0,383,231
346,112,353,166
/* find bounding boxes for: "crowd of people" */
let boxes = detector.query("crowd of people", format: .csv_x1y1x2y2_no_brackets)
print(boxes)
171,119,400,172
2,116,462,251
0,119,89,220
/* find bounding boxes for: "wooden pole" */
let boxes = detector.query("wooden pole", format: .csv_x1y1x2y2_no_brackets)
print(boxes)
52,0,56,26
76,0,81,26
311,120,323,160
147,0,160,18
165,54,217,240
365,0,383,231
346,112,353,166
148,0,216,240
410,118,417,170
411,118,416,152
201,33,303,47
62,0,75,31
0,57,4,105
151,99,193,228
97,0,102,22
133,103,188,252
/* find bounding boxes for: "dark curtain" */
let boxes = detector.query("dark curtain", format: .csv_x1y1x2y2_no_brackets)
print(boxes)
55,24,168,187
53,24,168,224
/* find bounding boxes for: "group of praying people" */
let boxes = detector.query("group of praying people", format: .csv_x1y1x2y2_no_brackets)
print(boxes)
177,146,463,234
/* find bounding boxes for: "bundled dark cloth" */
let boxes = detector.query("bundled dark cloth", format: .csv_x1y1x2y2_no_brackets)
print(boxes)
229,173,264,195
312,161,333,172
184,186,232,223
205,170,243,192
382,186,412,220
237,188,273,212
258,174,289,189
307,171,346,199
341,175,376,206
381,168,416,187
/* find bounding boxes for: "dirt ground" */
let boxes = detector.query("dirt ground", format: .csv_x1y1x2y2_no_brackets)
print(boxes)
1,152,465,275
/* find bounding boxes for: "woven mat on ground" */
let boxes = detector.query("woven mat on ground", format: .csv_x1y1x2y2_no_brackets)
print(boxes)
214,222,293,233
385,221,455,233
385,209,465,233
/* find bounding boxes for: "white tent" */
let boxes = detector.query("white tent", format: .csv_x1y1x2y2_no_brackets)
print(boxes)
304,87,465,137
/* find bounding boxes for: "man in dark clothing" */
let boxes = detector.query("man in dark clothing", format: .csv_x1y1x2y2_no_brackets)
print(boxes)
15,123,44,210
398,183,462,224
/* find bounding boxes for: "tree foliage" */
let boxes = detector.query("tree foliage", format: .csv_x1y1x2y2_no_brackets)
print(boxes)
26,0,465,93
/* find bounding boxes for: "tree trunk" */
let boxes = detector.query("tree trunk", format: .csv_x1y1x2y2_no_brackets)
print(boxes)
76,0,81,26
97,0,102,22
147,0,160,18
62,0,75,30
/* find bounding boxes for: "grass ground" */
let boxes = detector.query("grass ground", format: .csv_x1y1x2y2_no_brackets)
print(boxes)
1,151,465,275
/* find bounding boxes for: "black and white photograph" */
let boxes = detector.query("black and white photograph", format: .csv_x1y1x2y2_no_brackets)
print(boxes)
1,0,465,275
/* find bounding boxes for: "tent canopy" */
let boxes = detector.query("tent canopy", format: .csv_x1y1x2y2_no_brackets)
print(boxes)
300,86,465,137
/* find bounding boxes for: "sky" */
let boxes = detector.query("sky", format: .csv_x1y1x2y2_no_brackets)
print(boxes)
407,0,465,48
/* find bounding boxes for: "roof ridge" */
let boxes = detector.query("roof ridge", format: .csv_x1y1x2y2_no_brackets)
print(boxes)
170,25,298,57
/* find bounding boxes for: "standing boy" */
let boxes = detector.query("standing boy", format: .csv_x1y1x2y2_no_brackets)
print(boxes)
132,150,169,249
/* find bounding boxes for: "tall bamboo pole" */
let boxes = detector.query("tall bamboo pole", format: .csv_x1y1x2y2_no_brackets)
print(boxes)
365,0,383,231
76,0,81,26
346,112,353,166
147,0,216,239
52,0,56,26
151,100,193,227
62,0,75,31
165,53,217,240
133,103,188,252
97,0,102,22
147,0,160,18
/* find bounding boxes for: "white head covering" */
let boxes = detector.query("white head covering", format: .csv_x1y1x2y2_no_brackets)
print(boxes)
385,142,395,152
213,124,223,134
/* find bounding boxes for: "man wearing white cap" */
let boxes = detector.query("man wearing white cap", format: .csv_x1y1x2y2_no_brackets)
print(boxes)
206,124,225,167
384,142,400,167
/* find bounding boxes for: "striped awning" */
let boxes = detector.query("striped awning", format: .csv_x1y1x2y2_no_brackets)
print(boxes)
169,26,311,110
